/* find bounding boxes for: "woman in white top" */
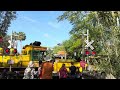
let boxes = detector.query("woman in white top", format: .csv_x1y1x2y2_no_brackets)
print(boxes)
23,61,36,79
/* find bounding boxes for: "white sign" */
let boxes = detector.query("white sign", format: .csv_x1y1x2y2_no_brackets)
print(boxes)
85,40,94,50
8,40,11,48
8,60,14,65
13,40,18,49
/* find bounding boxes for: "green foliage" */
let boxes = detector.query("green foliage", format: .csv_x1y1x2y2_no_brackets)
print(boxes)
57,11,120,77
0,11,16,48
17,32,26,41
46,48,54,58
53,45,65,54
12,31,26,42
0,11,16,37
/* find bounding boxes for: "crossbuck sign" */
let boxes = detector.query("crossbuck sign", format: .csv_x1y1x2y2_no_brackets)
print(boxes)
85,40,94,50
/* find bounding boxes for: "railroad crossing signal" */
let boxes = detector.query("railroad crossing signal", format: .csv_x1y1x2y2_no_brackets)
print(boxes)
92,51,96,55
85,40,94,50
4,48,17,55
14,49,17,54
85,50,90,55
8,40,12,48
85,50,96,56
5,48,10,54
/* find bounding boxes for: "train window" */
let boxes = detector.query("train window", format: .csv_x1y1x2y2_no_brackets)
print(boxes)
22,51,27,55
32,50,44,61
28,50,31,55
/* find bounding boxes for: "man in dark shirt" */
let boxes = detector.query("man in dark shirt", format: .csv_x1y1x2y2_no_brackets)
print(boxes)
69,62,77,79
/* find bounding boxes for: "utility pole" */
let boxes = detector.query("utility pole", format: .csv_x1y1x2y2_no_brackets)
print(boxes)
86,29,89,64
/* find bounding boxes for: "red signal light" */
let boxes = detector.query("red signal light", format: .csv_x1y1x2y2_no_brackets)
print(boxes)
5,48,10,54
85,50,90,55
14,49,17,54
92,51,96,55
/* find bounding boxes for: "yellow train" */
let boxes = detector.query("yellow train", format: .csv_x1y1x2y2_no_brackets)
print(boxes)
0,44,47,72
0,41,88,74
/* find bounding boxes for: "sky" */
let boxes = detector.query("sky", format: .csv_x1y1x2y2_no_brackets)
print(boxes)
7,11,73,53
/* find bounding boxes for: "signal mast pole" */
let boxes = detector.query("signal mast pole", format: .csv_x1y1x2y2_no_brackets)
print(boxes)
9,30,13,72
83,29,89,63
86,29,89,64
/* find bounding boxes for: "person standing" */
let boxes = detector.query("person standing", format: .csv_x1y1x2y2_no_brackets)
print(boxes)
59,64,68,79
23,61,36,79
69,62,77,79
41,57,53,79
38,60,42,79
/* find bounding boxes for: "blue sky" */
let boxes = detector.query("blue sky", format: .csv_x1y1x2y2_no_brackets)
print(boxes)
7,11,72,53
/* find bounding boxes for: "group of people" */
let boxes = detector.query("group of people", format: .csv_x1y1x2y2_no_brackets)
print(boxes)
23,57,81,79
59,62,81,79
0,58,108,79
23,58,53,79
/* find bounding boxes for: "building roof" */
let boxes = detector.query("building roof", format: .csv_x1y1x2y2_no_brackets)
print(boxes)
57,51,67,55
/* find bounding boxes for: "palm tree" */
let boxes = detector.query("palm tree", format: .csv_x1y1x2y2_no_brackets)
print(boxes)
12,31,19,49
17,32,26,53
12,31,18,40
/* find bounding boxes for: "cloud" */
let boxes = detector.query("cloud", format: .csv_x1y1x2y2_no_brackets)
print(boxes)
43,33,49,38
20,16,39,23
43,33,60,43
48,21,61,29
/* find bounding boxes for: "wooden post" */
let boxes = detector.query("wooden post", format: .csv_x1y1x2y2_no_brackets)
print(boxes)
65,53,67,60
9,64,12,72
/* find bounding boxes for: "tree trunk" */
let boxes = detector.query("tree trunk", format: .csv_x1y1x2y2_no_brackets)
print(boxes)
20,40,22,62
20,40,22,53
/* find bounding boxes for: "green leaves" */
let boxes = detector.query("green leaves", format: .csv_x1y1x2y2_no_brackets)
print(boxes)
17,32,26,41
57,11,120,77
12,31,26,41
53,45,65,54
0,11,16,48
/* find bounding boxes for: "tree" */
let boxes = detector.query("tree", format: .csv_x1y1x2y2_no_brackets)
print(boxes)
12,31,18,40
46,47,54,58
57,11,120,78
62,35,82,59
53,44,65,54
17,32,26,52
0,11,16,48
